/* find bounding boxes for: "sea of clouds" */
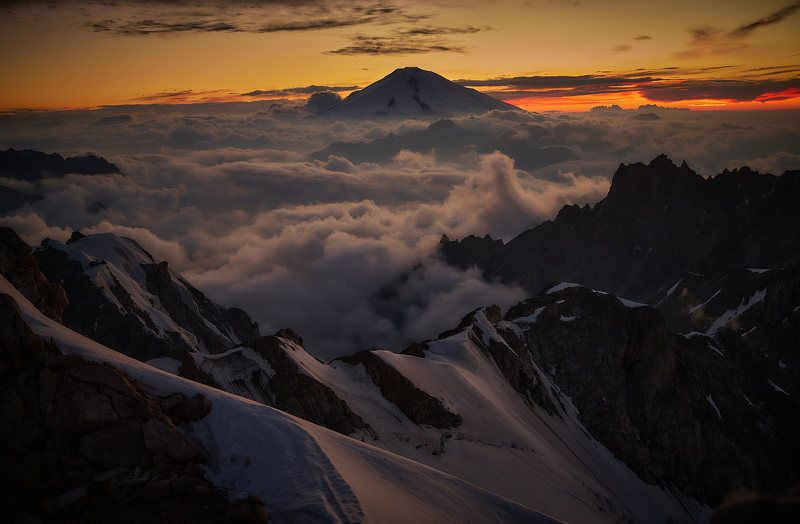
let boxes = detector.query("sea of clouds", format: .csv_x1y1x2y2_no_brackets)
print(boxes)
1,102,798,358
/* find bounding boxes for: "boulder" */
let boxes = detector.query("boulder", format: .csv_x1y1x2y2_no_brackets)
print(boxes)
141,419,202,462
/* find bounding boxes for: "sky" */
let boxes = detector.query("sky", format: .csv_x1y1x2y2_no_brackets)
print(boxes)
1,0,799,111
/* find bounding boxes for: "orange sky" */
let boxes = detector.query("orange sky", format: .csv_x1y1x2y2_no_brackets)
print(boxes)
1,0,798,111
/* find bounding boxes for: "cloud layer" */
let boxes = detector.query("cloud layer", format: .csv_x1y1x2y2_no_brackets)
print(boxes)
1,102,799,358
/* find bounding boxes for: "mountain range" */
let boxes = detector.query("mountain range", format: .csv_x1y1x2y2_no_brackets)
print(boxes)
1,153,798,523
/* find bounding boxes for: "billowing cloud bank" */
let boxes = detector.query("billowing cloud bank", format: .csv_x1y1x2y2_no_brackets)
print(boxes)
1,103,798,357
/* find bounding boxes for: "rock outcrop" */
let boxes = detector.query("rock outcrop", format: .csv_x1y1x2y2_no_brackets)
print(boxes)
339,350,462,429
33,233,259,362
0,227,67,321
440,156,800,301
500,284,800,504
0,292,267,523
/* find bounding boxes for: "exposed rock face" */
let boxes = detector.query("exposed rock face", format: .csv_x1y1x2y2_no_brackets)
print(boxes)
33,233,259,362
197,332,371,436
141,260,259,354
339,350,462,429
0,292,265,523
243,335,371,435
653,265,800,400
0,227,67,321
440,156,800,301
500,285,800,504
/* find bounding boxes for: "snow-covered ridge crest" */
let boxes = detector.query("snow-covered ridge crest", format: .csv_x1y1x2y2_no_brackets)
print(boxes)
34,231,259,361
0,273,555,524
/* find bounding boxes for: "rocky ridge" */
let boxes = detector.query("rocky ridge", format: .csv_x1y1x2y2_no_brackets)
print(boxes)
0,293,266,523
32,232,259,369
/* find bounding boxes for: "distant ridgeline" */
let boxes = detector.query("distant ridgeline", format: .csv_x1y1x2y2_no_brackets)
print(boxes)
0,148,120,180
0,148,120,213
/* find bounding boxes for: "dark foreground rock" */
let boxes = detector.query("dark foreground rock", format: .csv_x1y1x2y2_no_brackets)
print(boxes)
0,293,267,523
498,285,800,504
0,227,67,321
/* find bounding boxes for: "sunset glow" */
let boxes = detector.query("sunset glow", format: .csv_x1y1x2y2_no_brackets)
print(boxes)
1,0,798,112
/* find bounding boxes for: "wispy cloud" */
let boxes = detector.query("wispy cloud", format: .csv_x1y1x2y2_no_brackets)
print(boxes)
457,70,800,104
327,36,466,55
6,0,430,36
729,1,800,38
240,85,360,98
325,26,485,55
130,89,233,104
676,2,800,58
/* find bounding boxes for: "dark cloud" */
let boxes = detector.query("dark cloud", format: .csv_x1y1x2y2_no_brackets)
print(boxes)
306,91,343,113
676,3,800,59
640,78,800,102
132,90,196,102
457,74,655,89
633,35,652,41
87,15,387,36
325,23,488,55
326,35,465,55
241,85,359,98
456,74,655,99
396,26,484,36
89,19,242,35
256,18,377,32
457,70,800,103
611,44,632,53
729,1,800,38
6,0,430,36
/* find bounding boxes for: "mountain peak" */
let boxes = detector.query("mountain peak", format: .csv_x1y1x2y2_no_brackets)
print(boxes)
320,67,520,119
388,66,427,75
606,155,701,205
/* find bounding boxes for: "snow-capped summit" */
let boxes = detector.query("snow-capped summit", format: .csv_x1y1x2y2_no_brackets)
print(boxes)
320,66,520,118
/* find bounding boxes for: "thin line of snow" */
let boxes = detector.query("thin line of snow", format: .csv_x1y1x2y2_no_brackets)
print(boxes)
706,289,767,335
706,396,722,420
688,289,721,314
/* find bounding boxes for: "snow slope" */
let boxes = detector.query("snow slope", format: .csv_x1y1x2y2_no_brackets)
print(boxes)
37,233,257,356
190,304,709,522
0,275,555,524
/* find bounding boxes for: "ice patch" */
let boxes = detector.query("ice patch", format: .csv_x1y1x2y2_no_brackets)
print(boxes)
706,289,767,334
618,298,647,309
514,307,546,325
706,395,722,420
688,289,721,314
546,282,581,294
769,380,790,396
